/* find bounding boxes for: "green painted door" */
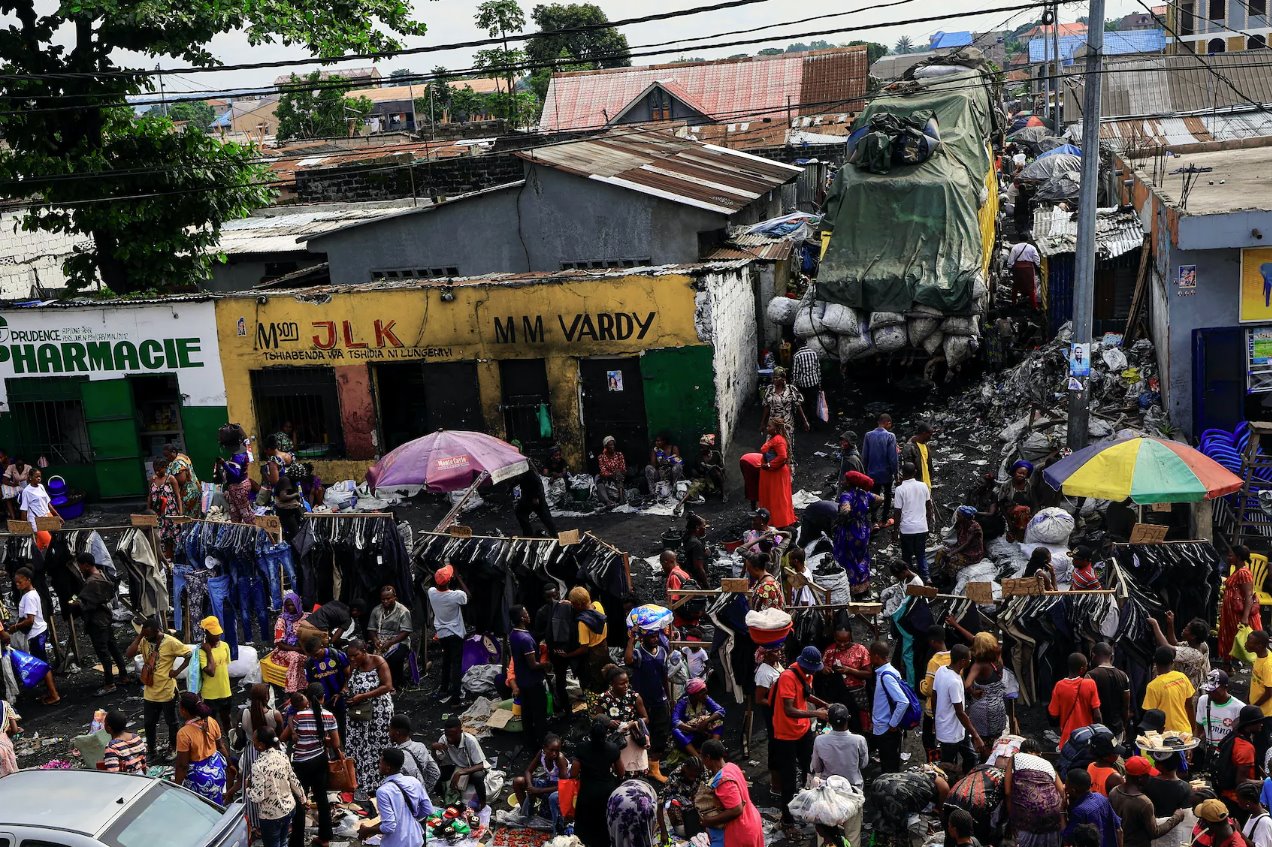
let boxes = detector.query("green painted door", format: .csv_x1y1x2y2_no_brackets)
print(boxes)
639,347,717,452
80,379,144,498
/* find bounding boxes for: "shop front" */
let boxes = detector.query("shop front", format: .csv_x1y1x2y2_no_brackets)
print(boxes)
213,263,757,482
0,300,227,499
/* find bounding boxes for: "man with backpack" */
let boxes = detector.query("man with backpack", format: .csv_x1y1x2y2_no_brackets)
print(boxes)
871,640,921,773
359,747,434,847
1217,705,1266,803
773,646,830,840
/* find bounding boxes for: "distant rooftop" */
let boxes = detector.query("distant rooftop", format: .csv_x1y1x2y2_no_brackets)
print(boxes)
217,201,422,255
274,67,380,87
1136,142,1272,215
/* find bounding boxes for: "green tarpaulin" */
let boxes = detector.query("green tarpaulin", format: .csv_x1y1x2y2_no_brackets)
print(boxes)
820,70,997,315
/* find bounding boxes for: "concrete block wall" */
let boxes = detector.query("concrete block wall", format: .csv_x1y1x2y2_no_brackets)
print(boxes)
295,153,525,203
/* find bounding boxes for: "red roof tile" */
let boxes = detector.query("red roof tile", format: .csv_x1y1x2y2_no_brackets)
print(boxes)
540,47,868,132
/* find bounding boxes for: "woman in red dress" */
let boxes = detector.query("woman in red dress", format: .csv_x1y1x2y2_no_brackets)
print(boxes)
1220,544,1262,662
758,418,796,529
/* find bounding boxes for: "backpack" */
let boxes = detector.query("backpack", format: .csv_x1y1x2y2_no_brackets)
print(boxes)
1214,732,1242,793
877,666,923,730
1057,724,1116,775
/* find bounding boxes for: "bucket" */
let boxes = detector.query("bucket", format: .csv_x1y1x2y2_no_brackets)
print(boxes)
46,475,67,498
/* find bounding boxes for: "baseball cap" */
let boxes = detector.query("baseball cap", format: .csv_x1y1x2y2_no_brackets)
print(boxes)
1238,704,1268,729
1195,799,1230,824
797,646,824,673
199,615,223,636
1202,669,1230,693
1139,709,1167,732
1124,756,1159,777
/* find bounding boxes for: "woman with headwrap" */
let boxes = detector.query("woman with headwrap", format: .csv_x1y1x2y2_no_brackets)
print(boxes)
937,506,987,578
834,471,882,598
270,592,310,692
997,460,1038,542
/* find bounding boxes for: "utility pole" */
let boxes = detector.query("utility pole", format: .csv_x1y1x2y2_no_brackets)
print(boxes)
1050,3,1061,129
1067,0,1105,451
156,63,168,117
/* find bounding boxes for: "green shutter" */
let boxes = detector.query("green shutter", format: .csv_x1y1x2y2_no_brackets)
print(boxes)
80,379,144,498
639,347,718,453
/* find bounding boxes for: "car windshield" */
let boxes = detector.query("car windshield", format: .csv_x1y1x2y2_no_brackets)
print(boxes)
100,782,224,847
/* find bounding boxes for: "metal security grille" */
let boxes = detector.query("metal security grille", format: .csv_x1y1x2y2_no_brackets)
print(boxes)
12,399,93,464
250,367,344,457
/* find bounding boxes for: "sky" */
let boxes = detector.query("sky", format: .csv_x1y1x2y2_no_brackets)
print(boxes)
9,0,1159,102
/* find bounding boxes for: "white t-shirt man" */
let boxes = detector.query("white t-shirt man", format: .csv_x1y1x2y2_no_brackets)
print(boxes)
19,588,47,639
893,478,931,536
427,587,468,640
19,483,51,530
933,663,967,744
1008,241,1041,267
1196,693,1246,744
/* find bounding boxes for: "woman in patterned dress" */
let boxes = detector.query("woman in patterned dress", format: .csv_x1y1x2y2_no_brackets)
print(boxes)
270,592,309,692
174,692,229,804
835,471,882,598
1220,544,1263,661
0,698,20,776
595,665,651,778
342,640,394,798
163,444,203,518
759,368,808,459
606,778,659,847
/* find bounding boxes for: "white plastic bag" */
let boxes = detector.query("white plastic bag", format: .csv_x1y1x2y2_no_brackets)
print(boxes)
922,331,945,355
1025,507,1076,545
819,303,861,336
840,333,875,360
767,296,800,326
789,775,865,826
941,315,979,336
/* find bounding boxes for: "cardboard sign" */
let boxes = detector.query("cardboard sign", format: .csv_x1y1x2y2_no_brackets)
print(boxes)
254,515,282,537
1150,502,1173,513
965,582,995,604
447,525,473,538
557,529,581,546
1002,577,1044,598
485,709,516,730
129,514,159,527
34,516,63,531
1130,523,1169,544
720,577,750,594
905,584,939,599
6,520,31,535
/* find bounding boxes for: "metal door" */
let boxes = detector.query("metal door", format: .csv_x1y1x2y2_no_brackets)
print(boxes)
1193,327,1244,436
79,378,143,498
500,359,552,452
419,362,484,432
578,357,648,464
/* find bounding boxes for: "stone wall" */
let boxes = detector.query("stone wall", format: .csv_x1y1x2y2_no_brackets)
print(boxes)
295,152,525,203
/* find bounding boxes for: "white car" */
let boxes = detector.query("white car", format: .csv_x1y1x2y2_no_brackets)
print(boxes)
0,769,248,847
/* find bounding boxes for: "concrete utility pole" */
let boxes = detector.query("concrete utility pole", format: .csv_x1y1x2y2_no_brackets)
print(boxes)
1051,4,1061,128
1067,0,1105,451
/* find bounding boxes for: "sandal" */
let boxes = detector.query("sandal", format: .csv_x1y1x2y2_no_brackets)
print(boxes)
40,696,60,706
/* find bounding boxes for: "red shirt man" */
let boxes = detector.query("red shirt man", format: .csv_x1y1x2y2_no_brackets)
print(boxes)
1049,652,1102,748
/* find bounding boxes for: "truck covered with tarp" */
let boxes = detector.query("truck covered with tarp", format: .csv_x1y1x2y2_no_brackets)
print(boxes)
768,59,1000,369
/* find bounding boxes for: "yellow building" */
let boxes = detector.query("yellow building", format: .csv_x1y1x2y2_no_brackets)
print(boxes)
213,262,757,481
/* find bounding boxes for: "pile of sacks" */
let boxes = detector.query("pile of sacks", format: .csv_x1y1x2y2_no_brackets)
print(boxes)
767,292,987,368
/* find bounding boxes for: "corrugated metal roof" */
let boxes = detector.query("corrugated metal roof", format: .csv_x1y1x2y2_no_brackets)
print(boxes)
516,131,801,214
540,47,867,133
1098,111,1272,149
217,203,421,254
870,51,941,80
1071,49,1272,120
1028,30,1165,63
930,32,974,49
1032,207,1145,258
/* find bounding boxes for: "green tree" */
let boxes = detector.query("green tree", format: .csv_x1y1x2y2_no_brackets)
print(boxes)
895,35,915,54
525,3,630,100
389,68,415,81
757,47,784,56
846,40,889,64
167,100,217,128
785,42,810,53
275,72,375,140
475,0,526,123
0,0,425,294
1105,19,1121,31
448,85,487,122
422,66,454,125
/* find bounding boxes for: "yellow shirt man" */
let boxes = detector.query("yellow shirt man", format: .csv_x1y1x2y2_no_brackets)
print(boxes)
142,634,192,703
1251,651,1272,716
920,649,951,717
577,601,607,648
1143,669,1196,733
199,631,232,703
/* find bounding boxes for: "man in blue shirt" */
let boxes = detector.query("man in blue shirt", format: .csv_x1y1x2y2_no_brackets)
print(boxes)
870,641,909,773
359,748,434,847
625,625,672,783
509,605,551,761
861,413,899,528
1063,768,1122,847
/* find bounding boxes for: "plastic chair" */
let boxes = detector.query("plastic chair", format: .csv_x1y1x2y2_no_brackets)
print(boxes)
1252,553,1272,613
1203,428,1237,445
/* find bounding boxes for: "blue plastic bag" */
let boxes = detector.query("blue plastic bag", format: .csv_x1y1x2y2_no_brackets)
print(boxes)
9,647,49,688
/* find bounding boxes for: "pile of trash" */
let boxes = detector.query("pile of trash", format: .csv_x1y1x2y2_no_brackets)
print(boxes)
965,324,1167,478
767,292,987,369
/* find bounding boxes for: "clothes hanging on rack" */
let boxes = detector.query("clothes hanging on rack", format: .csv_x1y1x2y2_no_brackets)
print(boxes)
292,515,412,614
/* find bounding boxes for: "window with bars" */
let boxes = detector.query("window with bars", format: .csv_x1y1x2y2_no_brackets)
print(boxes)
560,258,652,270
370,267,459,280
650,90,672,122
11,398,93,464
250,367,345,458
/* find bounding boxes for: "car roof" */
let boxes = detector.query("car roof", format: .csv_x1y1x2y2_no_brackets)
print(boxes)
0,769,155,833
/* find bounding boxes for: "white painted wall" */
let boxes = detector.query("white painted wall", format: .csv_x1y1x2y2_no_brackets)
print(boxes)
697,266,759,456
0,300,226,408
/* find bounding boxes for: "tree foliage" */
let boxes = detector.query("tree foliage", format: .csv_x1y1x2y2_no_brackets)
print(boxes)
389,68,415,80
525,3,630,100
845,40,889,64
0,0,426,294
276,72,375,140
167,100,217,128
475,0,526,123
894,36,915,54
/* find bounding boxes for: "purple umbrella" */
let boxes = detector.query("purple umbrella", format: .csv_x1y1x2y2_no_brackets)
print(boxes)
366,430,530,493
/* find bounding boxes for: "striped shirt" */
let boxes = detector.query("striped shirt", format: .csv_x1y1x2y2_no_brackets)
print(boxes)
290,708,337,763
1071,564,1102,591
102,733,147,774
792,346,820,388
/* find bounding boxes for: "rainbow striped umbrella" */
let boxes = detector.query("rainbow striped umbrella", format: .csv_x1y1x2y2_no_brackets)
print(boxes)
1042,436,1244,504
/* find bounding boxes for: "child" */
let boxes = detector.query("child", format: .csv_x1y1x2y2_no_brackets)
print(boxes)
682,628,710,683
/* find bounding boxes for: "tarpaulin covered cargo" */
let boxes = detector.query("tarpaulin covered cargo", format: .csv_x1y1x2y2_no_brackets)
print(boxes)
819,69,998,315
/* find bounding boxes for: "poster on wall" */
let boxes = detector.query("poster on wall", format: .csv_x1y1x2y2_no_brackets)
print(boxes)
1240,248,1272,322
607,370,624,392
1177,264,1197,296
1249,327,1272,393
